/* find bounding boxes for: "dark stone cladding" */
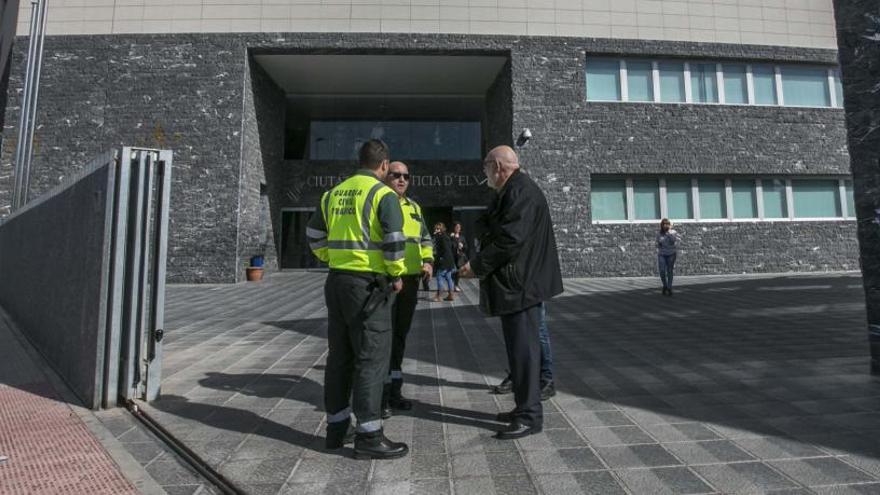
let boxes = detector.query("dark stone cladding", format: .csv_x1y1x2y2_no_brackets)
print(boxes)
0,31,854,282
833,0,880,370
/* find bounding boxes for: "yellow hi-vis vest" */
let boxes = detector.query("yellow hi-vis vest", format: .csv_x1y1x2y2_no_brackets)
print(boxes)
401,197,434,275
317,174,406,277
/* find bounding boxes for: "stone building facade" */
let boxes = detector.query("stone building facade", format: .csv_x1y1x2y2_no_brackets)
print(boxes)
0,1,856,283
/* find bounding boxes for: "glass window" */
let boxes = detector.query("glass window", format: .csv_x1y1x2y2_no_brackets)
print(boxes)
659,62,686,102
723,64,748,104
309,121,481,160
591,179,627,220
732,179,757,218
845,180,855,217
752,65,778,105
762,179,788,218
792,179,841,218
698,179,726,219
782,66,831,107
627,61,654,102
666,179,693,219
690,63,718,103
633,179,660,220
834,70,844,108
586,59,621,101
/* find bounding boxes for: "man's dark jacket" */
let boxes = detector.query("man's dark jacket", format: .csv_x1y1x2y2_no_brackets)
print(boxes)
470,169,564,316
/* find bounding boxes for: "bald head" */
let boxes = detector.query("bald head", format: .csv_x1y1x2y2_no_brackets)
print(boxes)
483,145,521,190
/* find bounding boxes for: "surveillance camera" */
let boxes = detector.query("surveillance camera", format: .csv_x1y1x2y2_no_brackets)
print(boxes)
516,128,532,147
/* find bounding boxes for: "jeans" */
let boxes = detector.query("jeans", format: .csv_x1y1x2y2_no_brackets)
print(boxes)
658,253,677,289
436,269,455,291
538,302,553,386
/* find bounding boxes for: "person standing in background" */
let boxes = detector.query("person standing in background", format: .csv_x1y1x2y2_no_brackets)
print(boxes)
657,218,681,296
432,223,456,302
450,221,468,292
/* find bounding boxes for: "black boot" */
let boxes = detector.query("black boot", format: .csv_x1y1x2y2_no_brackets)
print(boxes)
325,418,355,450
353,429,409,460
388,378,412,410
381,384,392,419
540,381,556,401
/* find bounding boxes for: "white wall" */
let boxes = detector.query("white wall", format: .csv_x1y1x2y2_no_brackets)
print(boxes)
16,0,837,49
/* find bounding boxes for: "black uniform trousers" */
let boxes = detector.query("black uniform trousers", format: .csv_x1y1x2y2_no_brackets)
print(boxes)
501,303,543,428
390,275,420,373
324,271,395,425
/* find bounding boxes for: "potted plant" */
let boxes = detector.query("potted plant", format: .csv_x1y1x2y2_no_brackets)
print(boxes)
246,253,265,282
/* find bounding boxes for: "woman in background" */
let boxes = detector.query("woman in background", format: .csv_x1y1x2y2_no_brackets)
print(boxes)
432,222,456,302
450,221,468,292
656,218,681,296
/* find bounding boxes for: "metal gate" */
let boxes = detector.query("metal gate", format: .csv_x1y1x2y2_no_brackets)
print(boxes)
104,148,172,407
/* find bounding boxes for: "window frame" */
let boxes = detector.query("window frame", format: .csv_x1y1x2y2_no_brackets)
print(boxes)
590,175,857,224
584,57,843,109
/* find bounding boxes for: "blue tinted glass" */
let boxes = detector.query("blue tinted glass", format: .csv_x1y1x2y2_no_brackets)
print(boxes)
633,179,660,220
627,61,654,102
731,179,757,218
762,179,787,218
309,121,481,160
591,179,627,221
723,64,748,104
666,179,693,219
586,59,621,101
699,179,726,219
752,65,777,105
782,66,831,107
846,180,855,217
659,62,685,102
793,180,840,218
834,70,844,108
690,63,717,103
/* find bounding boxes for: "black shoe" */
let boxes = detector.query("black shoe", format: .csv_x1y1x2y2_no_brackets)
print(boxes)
494,422,542,440
496,410,515,423
381,406,392,419
491,374,513,395
353,429,409,460
325,419,355,450
668,288,673,296
540,382,556,401
662,287,668,295
389,397,413,410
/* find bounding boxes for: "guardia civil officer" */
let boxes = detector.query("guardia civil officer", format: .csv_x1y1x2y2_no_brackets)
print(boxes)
381,161,433,418
306,139,409,460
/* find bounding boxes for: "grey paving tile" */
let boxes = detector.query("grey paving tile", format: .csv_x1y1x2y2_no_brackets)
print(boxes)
372,454,449,481
161,486,202,495
569,411,636,428
734,437,827,460
693,462,801,494
218,458,297,485
595,444,682,469
534,471,628,494
522,448,605,473
663,440,757,465
289,457,371,484
238,483,284,495
515,428,589,450
812,483,880,494
616,466,715,494
642,423,722,442
145,460,204,486
451,452,525,478
580,425,656,446
447,432,517,454
451,475,537,495
769,457,877,486
368,479,451,495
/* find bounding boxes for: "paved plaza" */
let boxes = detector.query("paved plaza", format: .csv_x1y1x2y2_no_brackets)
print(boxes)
146,271,880,494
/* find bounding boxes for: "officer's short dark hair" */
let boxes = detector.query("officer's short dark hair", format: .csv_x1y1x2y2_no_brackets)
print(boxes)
359,139,389,169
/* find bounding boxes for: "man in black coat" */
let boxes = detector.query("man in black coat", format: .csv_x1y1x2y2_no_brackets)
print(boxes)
460,145,564,439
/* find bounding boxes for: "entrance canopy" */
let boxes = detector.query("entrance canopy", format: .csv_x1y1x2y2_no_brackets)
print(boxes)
253,54,508,96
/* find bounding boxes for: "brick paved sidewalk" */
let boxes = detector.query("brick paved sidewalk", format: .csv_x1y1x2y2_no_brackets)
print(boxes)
0,313,138,495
